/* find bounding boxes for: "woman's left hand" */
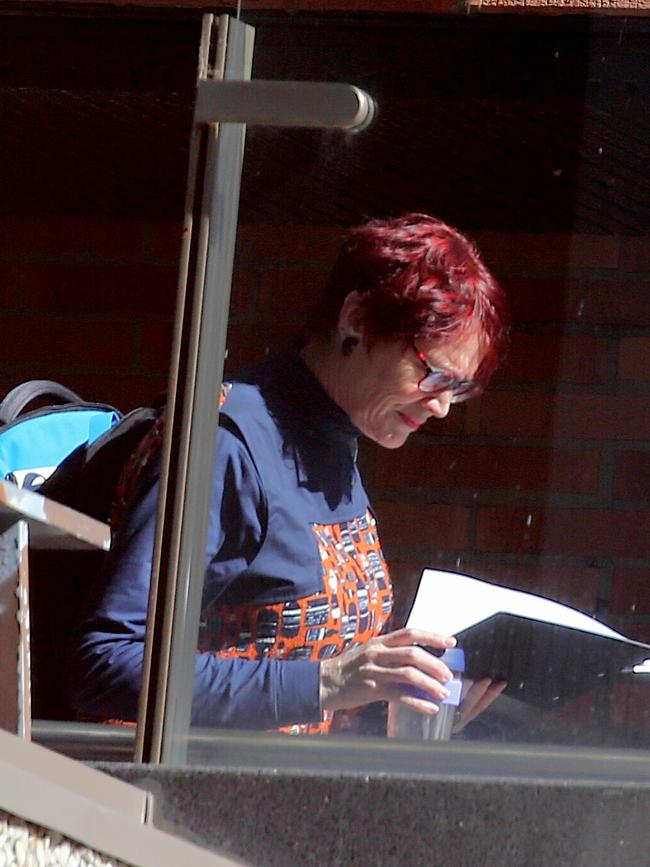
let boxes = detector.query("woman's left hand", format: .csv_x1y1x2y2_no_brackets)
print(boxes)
452,678,507,734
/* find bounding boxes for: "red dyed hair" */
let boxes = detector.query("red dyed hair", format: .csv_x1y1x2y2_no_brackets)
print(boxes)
312,213,509,386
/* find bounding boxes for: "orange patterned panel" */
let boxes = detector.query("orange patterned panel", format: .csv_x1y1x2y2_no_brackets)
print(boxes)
201,509,392,734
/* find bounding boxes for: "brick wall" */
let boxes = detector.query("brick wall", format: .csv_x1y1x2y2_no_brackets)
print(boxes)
0,215,181,410
2,8,648,743
209,224,650,645
229,222,650,740
1,214,648,738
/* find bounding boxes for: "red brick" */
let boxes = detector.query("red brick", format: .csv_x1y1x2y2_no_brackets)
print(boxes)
372,500,470,550
404,404,465,437
0,216,148,261
457,561,601,612
496,333,608,385
140,304,268,375
0,264,23,310
225,320,299,373
229,270,257,318
376,442,599,495
64,373,168,411
144,219,185,264
404,408,465,438
141,320,174,371
566,235,620,269
618,337,650,382
385,561,425,627
473,231,619,274
620,236,650,273
259,269,329,318
611,568,650,615
504,277,574,323
22,263,177,319
570,279,650,326
1,367,167,412
505,277,650,327
542,692,598,730
1,315,138,367
385,560,601,630
477,506,650,559
610,682,650,729
613,452,650,502
619,622,650,645
395,557,601,613
472,392,650,441
235,224,343,267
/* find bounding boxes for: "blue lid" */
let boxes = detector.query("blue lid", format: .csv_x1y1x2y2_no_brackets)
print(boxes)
440,647,465,673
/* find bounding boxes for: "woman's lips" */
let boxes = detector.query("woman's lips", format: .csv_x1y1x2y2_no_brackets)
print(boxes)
398,412,422,431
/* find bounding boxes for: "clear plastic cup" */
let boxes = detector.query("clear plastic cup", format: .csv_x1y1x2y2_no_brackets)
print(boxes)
387,647,465,741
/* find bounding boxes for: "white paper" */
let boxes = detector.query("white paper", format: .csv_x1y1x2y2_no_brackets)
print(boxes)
407,569,631,643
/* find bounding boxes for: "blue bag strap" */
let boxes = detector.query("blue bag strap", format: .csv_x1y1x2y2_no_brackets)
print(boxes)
0,380,83,425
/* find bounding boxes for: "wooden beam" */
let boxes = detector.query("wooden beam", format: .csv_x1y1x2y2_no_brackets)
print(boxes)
7,0,649,14
7,0,462,11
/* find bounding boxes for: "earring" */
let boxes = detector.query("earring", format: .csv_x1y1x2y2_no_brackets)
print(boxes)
341,336,359,357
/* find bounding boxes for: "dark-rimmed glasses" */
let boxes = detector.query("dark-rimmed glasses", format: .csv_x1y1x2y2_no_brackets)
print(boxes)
411,341,481,403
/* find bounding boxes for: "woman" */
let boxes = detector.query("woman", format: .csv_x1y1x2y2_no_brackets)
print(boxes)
67,213,509,734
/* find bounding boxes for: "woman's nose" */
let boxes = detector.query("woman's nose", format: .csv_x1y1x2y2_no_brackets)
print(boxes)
423,390,452,419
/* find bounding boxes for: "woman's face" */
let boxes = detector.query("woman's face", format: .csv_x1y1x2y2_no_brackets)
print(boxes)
338,328,484,449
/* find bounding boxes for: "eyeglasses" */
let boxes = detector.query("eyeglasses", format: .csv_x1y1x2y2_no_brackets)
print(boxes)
411,341,481,403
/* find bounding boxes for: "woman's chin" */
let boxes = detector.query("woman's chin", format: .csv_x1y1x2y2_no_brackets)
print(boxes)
372,428,411,450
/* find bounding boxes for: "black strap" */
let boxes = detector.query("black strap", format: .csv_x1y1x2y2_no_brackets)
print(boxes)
0,380,83,424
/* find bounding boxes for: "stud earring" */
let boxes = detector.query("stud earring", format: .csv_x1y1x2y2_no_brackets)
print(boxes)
341,336,359,357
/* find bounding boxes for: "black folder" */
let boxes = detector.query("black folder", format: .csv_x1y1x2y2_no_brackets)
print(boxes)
407,570,650,709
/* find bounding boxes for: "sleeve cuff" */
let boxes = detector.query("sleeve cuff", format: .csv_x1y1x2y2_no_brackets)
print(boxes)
274,659,322,726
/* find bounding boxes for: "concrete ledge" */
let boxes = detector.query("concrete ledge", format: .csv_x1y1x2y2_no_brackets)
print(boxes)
96,736,650,867
0,729,243,867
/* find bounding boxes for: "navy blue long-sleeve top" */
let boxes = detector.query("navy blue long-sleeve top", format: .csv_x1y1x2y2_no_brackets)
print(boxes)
66,348,392,730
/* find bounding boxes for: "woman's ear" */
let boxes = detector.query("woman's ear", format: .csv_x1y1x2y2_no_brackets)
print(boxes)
337,290,366,341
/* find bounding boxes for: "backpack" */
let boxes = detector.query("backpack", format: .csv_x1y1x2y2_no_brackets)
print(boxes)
0,380,162,720
0,380,121,491
41,403,162,523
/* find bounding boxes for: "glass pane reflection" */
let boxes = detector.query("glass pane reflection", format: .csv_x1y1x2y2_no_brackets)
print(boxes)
205,11,650,751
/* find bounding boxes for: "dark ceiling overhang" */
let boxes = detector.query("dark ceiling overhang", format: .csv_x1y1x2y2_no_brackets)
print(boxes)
6,0,650,15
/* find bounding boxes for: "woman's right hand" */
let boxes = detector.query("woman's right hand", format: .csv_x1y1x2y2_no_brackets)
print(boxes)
319,627,457,714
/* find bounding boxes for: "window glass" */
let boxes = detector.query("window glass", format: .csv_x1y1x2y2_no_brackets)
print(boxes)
188,10,650,755
10,7,648,767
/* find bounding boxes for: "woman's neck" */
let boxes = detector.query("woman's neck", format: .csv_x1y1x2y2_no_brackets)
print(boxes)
299,335,348,413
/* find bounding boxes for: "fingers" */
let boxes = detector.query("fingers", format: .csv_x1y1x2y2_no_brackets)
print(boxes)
377,628,458,691
382,627,457,652
366,640,455,687
397,692,441,716
371,660,452,703
473,679,507,716
453,678,507,733
319,629,458,713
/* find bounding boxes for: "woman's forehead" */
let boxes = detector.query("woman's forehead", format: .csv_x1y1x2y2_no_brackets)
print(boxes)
420,327,485,375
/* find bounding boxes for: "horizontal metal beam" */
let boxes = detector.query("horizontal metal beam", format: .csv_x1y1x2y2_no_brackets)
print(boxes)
195,80,375,131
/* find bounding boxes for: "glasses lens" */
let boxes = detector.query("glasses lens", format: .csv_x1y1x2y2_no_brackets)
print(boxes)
418,370,454,394
449,381,482,403
419,372,481,401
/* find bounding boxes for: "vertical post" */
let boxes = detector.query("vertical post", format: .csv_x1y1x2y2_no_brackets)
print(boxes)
0,521,31,740
135,14,254,765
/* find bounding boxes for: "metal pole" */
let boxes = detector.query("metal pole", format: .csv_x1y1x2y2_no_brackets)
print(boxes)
135,14,254,765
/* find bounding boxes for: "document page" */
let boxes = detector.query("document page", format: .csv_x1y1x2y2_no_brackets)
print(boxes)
407,569,634,644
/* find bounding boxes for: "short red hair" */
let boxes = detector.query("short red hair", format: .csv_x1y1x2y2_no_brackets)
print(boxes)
313,213,509,386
